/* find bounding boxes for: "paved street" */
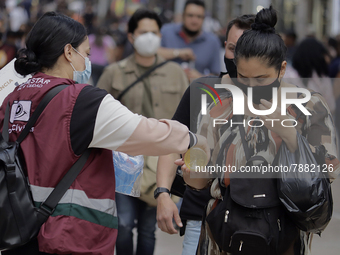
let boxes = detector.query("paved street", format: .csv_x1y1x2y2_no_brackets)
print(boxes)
154,228,184,255
310,177,340,254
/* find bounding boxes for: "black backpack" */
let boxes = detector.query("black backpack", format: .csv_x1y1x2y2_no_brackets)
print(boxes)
205,178,298,255
205,117,299,255
0,85,91,251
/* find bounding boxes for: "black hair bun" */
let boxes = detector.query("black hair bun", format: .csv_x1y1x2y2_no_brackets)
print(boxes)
15,48,41,76
251,23,275,33
252,5,277,33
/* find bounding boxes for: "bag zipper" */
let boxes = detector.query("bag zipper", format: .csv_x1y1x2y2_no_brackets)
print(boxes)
277,219,281,231
224,210,229,223
239,240,243,251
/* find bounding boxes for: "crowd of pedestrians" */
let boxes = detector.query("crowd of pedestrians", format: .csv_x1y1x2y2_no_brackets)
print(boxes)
1,0,340,255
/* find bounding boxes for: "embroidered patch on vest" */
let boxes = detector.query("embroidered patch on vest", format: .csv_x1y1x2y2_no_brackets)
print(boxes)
10,100,31,123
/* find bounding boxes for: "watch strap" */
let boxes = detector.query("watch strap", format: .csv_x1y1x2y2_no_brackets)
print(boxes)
154,187,170,199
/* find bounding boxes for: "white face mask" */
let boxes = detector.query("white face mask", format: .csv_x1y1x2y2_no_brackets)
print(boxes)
133,32,161,57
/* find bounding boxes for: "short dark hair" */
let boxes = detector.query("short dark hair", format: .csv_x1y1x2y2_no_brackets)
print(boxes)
15,12,87,76
128,8,162,34
234,6,287,71
292,38,329,78
225,14,255,41
184,0,205,12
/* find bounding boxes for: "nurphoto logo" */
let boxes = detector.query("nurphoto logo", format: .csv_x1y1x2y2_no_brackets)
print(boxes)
200,84,312,128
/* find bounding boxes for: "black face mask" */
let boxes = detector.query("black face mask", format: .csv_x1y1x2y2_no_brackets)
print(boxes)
233,76,281,105
224,56,237,78
182,25,200,37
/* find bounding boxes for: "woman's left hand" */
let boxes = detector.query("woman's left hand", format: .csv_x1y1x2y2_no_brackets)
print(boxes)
258,99,298,152
174,158,211,190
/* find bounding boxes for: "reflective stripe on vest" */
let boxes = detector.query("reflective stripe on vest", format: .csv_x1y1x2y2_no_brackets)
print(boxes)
31,185,118,229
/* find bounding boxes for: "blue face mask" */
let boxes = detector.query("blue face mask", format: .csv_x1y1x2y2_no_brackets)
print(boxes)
70,47,92,84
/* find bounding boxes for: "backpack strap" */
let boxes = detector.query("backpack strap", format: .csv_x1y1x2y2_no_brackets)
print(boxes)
17,85,69,144
117,60,169,101
1,84,92,221
37,149,92,220
2,101,11,143
0,101,11,147
2,85,69,143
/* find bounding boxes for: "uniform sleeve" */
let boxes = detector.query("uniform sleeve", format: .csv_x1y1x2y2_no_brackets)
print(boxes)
70,86,107,155
88,94,190,156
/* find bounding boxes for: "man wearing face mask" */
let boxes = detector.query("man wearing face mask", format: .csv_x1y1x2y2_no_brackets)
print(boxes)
156,14,255,255
97,9,188,255
159,0,221,80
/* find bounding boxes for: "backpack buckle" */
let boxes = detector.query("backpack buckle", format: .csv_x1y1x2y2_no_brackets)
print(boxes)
38,202,55,217
6,164,16,172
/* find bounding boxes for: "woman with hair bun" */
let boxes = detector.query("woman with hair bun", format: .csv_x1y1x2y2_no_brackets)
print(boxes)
1,12,209,255
178,6,339,255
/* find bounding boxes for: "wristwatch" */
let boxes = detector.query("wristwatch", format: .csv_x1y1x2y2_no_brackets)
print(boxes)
154,187,170,199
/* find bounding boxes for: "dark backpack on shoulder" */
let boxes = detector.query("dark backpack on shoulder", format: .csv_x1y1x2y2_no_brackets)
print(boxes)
206,177,298,255
0,85,91,251
205,118,299,255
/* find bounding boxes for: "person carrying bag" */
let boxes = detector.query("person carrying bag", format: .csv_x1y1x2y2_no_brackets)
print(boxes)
178,6,338,255
0,85,91,251
1,11,196,255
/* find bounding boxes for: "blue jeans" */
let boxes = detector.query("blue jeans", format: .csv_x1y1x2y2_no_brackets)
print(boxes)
181,220,202,255
115,193,157,255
